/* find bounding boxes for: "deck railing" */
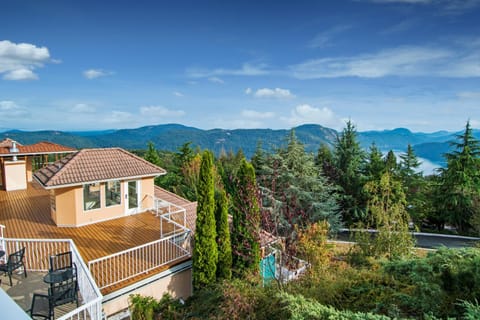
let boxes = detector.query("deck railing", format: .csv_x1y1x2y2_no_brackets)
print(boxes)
3,238,103,320
88,230,191,290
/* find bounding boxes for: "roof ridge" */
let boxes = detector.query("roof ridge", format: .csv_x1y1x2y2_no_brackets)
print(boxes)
47,150,81,186
116,147,166,173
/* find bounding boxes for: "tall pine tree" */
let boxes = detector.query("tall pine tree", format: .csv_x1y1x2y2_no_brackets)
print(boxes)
215,189,232,280
193,150,218,290
333,120,366,224
231,158,261,276
438,121,480,233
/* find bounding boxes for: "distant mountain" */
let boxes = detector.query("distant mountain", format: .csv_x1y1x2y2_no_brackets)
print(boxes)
2,123,477,168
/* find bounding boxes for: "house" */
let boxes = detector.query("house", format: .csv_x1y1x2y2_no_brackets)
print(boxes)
0,145,197,319
0,138,75,191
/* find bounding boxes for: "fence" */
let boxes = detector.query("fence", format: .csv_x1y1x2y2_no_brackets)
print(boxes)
2,238,103,320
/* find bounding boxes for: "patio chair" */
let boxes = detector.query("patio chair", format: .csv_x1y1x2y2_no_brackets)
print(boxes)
0,247,27,286
49,251,72,271
28,293,53,320
48,272,79,308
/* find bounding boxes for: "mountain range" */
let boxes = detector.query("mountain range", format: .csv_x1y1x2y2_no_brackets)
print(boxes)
1,123,474,168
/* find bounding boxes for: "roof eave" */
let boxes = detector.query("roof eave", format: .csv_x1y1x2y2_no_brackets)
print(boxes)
39,171,167,190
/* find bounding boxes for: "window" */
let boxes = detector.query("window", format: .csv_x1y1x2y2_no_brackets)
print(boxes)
83,183,100,211
105,180,121,207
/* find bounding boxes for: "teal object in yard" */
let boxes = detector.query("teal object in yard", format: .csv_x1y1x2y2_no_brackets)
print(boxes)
260,254,276,282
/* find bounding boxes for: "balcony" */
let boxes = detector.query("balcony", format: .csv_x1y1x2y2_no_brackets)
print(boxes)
0,183,196,318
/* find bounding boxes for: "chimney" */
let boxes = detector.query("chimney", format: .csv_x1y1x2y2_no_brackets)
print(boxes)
10,141,19,161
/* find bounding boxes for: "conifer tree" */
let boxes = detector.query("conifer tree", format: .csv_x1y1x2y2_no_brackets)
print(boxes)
193,150,218,290
215,189,232,280
438,121,480,233
399,144,424,227
364,143,385,182
144,141,161,166
231,158,261,276
333,120,366,224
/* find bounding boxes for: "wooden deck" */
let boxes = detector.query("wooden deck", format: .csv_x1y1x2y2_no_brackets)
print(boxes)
0,182,192,295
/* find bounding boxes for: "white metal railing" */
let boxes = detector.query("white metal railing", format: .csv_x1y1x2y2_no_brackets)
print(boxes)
3,238,103,320
0,224,5,263
88,230,191,290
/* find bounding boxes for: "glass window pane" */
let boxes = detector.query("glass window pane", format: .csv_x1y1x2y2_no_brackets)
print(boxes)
128,181,138,209
83,183,100,211
105,180,121,207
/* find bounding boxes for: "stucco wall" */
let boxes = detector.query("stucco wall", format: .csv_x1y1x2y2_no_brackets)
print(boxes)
4,160,27,191
25,157,33,182
52,177,156,227
102,267,192,317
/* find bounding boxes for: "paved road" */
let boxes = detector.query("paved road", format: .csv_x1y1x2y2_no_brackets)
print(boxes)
335,230,480,249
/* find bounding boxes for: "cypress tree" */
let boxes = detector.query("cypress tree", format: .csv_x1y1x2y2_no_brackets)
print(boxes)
231,158,261,276
192,150,218,290
215,189,232,280
144,141,161,166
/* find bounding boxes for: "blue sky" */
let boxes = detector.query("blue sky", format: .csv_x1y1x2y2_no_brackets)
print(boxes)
1,0,479,132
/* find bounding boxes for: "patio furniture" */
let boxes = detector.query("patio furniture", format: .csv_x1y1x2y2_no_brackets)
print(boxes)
49,251,72,271
28,293,53,320
0,247,27,286
48,274,79,309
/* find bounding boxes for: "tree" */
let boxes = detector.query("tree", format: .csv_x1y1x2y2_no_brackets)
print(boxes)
215,189,232,280
364,143,385,182
384,150,398,175
399,144,425,227
231,158,261,276
193,150,218,290
360,172,415,259
438,121,480,234
315,143,336,182
144,142,161,166
333,120,367,224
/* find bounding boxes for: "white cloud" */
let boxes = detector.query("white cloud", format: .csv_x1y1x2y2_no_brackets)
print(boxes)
173,91,184,97
139,106,185,117
83,69,112,79
308,25,351,48
0,100,29,117
3,68,38,80
282,104,340,128
208,77,224,84
0,40,51,80
249,87,295,99
368,0,480,14
186,63,269,78
245,88,252,95
241,109,275,119
290,44,480,79
103,111,134,124
369,0,431,3
70,103,96,113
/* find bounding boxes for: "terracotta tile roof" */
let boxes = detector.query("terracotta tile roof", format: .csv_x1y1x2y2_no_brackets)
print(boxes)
34,148,166,188
0,139,75,155
260,229,280,248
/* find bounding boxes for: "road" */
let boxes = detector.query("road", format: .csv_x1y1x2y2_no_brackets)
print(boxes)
335,230,480,249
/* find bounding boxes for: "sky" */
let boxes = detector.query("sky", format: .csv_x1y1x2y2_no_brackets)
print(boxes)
1,0,479,132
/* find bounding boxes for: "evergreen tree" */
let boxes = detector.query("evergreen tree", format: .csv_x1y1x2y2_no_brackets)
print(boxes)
193,150,218,290
438,121,480,233
361,172,415,259
315,143,336,182
384,150,398,175
333,120,366,224
399,144,425,227
144,141,161,166
364,143,385,182
215,189,232,280
231,158,261,276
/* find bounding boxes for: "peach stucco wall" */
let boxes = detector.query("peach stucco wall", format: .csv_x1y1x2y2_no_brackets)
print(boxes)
102,267,192,317
52,177,156,227
4,160,27,191
25,157,33,182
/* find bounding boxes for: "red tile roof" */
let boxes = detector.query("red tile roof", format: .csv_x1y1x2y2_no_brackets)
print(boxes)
0,139,75,155
34,148,166,188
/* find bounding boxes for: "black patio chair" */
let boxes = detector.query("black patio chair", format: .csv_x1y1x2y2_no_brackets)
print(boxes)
0,247,27,286
49,251,73,271
48,270,79,308
28,293,53,320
